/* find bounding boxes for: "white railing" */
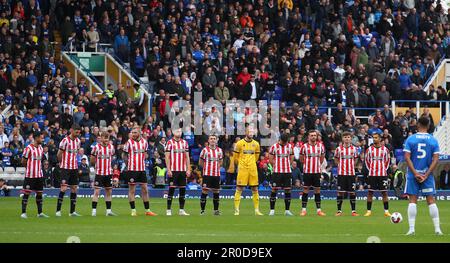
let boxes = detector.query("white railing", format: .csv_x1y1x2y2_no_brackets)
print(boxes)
104,53,152,115
61,52,104,95
0,104,12,121
434,116,450,155
423,58,449,93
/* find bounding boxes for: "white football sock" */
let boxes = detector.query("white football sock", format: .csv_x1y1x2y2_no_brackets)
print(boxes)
408,203,417,231
428,203,441,232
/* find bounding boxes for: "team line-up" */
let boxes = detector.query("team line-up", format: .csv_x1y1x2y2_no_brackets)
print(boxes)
18,117,442,235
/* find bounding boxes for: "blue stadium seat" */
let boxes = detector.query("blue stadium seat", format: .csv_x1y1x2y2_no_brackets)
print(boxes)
220,167,226,183
274,86,283,96
191,148,201,163
371,31,381,46
395,149,404,163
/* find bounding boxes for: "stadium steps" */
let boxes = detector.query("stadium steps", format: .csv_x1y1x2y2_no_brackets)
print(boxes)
53,30,62,59
434,116,450,155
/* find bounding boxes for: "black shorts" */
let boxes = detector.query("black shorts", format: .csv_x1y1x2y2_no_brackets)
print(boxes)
169,171,187,187
303,173,321,188
202,176,220,190
337,176,356,192
367,176,389,191
60,169,79,186
94,175,113,188
127,171,147,184
271,173,292,189
22,178,44,192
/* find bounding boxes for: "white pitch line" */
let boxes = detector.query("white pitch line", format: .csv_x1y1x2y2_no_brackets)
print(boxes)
1,231,448,238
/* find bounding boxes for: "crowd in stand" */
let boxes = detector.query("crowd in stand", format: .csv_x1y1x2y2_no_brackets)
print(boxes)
0,0,450,190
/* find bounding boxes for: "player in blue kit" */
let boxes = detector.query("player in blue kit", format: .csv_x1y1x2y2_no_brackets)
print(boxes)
403,117,443,236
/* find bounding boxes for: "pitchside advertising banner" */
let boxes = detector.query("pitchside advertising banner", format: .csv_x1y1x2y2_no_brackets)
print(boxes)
6,189,450,201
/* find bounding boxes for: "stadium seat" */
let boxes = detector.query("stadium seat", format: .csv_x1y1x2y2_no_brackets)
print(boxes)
220,167,226,183
99,120,107,128
4,167,15,174
274,86,283,96
395,149,404,162
273,93,282,100
191,148,201,163
16,167,26,175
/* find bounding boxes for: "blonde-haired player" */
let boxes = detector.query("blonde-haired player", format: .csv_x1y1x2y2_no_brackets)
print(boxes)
233,127,262,216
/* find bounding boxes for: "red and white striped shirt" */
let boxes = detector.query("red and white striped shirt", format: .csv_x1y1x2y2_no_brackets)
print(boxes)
165,138,189,172
334,144,358,176
23,144,43,178
365,145,390,177
300,142,325,174
123,138,148,172
200,146,223,176
59,136,81,170
269,143,293,173
91,143,115,176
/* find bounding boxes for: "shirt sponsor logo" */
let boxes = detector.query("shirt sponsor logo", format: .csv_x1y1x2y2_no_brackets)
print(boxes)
422,188,433,193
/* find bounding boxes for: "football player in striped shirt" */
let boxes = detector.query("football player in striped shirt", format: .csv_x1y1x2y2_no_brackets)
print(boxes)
122,126,157,217
363,132,391,217
21,132,49,218
198,135,223,215
165,128,191,216
90,131,116,216
334,131,359,216
56,124,82,217
299,130,326,216
268,133,295,216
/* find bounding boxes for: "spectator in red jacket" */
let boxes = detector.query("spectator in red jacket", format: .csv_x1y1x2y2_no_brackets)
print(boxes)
159,94,173,129
236,67,251,88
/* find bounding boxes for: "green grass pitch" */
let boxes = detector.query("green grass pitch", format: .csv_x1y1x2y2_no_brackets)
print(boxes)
1,197,449,243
